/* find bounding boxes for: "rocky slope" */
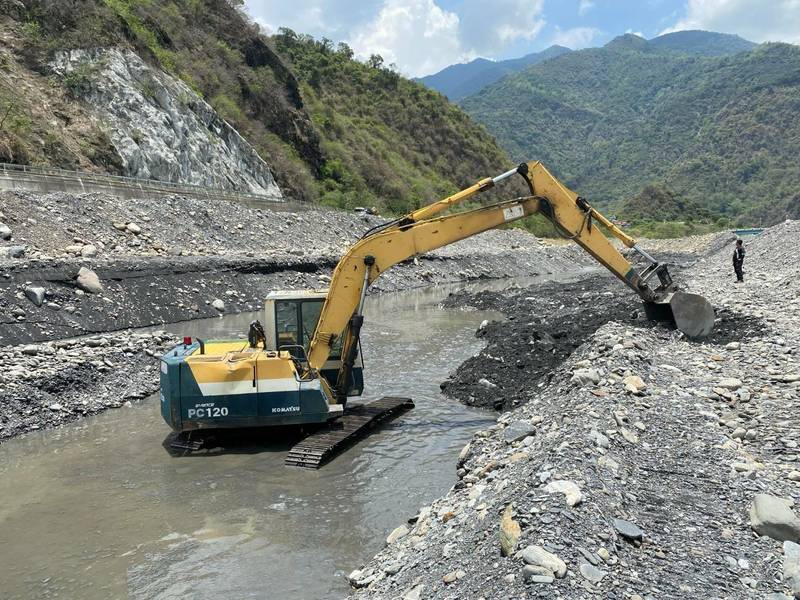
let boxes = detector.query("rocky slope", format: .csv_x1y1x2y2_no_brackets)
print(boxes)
50,48,282,197
0,330,175,441
350,221,800,599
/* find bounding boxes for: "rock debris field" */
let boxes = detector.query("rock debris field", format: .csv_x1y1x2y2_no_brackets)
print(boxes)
351,221,800,600
0,190,586,345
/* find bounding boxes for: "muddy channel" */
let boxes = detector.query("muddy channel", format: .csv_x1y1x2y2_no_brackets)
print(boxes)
0,274,593,599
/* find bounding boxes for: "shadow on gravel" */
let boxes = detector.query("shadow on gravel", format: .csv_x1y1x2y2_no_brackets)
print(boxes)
703,308,770,345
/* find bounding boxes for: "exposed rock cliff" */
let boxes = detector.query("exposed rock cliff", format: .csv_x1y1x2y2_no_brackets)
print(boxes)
50,48,282,198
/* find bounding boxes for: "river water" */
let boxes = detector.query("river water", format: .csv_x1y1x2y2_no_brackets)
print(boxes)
0,281,520,600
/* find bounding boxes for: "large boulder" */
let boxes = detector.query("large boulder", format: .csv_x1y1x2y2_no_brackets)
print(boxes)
749,494,800,542
0,245,25,258
0,222,11,240
76,267,103,294
23,286,46,307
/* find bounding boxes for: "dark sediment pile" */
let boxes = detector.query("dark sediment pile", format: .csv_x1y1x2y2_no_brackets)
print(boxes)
440,277,644,410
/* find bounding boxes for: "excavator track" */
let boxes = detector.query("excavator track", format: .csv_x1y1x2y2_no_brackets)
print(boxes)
285,397,414,468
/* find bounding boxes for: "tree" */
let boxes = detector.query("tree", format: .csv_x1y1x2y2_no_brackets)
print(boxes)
337,42,354,60
367,54,384,69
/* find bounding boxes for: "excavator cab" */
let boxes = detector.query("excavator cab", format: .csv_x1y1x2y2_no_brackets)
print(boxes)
262,290,364,397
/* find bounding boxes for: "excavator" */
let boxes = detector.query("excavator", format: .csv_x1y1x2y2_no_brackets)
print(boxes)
160,161,715,466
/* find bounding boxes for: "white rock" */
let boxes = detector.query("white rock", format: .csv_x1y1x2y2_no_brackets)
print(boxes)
571,368,600,386
545,480,583,507
717,378,743,391
76,267,103,294
749,494,800,542
387,523,410,544
80,244,98,257
521,545,567,578
478,377,498,389
211,299,225,312
784,541,800,598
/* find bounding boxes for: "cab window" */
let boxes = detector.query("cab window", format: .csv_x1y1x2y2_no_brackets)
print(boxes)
275,300,298,350
301,301,323,349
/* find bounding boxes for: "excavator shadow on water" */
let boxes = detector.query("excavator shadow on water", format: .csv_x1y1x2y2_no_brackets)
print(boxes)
158,161,717,468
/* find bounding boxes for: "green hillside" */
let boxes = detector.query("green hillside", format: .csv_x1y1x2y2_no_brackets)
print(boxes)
461,34,800,226
7,0,511,212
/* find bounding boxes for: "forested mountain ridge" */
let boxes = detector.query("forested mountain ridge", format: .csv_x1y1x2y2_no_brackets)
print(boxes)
0,0,511,212
417,45,571,101
461,34,800,227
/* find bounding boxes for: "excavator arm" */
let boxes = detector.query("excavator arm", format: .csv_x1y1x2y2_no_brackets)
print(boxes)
308,161,714,402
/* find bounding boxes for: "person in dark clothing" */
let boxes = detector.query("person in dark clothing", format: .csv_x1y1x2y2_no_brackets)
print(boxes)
733,239,745,283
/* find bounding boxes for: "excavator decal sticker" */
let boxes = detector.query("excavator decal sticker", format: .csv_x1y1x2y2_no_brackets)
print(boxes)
502,204,524,221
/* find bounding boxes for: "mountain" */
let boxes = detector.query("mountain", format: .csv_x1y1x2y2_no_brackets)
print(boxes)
417,46,571,101
1,1,511,213
461,33,800,227
649,30,757,56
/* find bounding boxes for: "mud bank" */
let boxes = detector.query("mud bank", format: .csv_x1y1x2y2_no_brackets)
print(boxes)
440,276,643,410
350,222,800,599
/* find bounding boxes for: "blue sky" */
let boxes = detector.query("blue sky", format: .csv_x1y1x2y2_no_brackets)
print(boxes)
246,0,800,76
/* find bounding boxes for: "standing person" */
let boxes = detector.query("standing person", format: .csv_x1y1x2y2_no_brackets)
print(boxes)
733,239,745,283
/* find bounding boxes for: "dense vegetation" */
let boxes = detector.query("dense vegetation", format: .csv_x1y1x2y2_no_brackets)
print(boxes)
6,0,512,213
272,30,512,212
618,185,732,238
417,45,571,101
461,33,800,227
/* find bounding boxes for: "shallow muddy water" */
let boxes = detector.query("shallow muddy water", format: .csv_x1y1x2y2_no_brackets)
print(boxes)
0,281,518,600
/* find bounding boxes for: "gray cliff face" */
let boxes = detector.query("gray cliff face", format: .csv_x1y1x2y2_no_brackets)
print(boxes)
50,48,282,199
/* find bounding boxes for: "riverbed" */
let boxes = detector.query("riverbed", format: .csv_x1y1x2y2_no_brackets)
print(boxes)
0,282,504,600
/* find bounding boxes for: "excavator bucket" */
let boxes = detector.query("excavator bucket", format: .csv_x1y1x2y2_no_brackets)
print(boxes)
644,292,715,339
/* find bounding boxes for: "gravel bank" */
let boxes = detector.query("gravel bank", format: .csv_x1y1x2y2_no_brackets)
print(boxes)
1,191,590,344
350,222,800,599
0,331,176,441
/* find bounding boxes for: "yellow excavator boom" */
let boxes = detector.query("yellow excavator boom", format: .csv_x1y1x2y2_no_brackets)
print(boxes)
307,161,714,402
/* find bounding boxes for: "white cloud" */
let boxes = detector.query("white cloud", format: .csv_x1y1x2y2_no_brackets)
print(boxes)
551,26,602,49
625,28,645,38
578,0,595,17
348,0,469,76
347,0,547,76
247,0,549,76
663,0,800,43
458,0,546,55
246,1,370,41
